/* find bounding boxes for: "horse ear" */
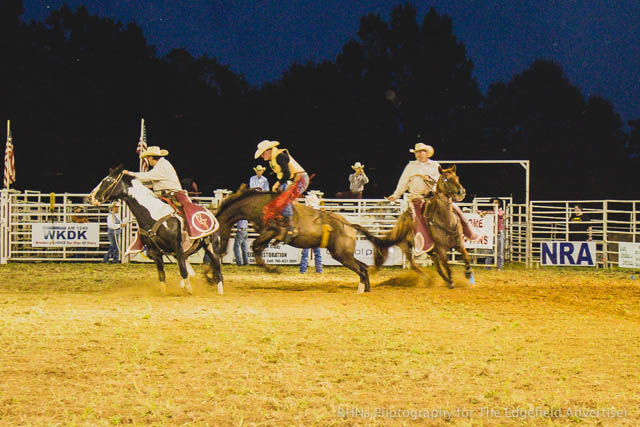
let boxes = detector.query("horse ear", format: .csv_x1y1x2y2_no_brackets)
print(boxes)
438,165,443,174
451,164,456,173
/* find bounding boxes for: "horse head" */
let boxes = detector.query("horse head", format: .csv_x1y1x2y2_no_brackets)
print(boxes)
436,165,466,202
87,164,130,205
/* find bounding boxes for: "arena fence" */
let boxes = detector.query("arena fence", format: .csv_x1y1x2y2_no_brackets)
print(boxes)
3,189,636,268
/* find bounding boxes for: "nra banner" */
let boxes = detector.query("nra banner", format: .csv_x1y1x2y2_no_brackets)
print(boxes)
541,241,596,266
32,223,100,247
464,213,494,249
619,242,640,268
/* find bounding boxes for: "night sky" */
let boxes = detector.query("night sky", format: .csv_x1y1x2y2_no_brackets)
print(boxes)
22,0,640,123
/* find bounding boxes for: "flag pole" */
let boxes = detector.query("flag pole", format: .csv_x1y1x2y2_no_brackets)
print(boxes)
4,120,11,190
5,120,8,191
139,118,145,172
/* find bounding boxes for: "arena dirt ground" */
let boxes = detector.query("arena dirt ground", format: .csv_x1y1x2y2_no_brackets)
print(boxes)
0,263,639,426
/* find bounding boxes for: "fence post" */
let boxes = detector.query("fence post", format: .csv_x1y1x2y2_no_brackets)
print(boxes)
0,189,9,264
602,200,608,267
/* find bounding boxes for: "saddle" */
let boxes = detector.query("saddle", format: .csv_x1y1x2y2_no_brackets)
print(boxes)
124,191,218,256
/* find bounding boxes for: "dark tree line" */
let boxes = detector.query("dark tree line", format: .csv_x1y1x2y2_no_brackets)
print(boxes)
1,1,637,200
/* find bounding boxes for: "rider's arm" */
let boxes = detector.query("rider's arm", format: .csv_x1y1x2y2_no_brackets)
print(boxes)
276,151,291,185
389,163,412,199
129,162,165,181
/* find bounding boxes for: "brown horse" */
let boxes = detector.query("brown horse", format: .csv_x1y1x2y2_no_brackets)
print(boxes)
215,185,377,292
359,165,473,288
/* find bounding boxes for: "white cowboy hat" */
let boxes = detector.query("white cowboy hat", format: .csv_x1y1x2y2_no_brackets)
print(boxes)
351,161,364,170
139,146,169,158
409,143,434,157
253,165,266,173
254,140,280,159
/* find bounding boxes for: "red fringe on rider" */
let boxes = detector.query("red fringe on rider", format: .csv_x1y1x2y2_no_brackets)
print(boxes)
262,175,313,224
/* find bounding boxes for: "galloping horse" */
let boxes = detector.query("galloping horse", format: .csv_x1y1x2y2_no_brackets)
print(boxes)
361,165,473,288
87,165,224,294
215,185,374,292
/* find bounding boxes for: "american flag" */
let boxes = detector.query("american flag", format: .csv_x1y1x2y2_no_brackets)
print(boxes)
136,118,149,172
4,120,15,188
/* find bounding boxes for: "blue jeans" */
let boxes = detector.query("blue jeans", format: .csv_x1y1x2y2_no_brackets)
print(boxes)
485,230,505,269
233,229,249,266
300,248,322,273
281,173,309,218
103,230,120,263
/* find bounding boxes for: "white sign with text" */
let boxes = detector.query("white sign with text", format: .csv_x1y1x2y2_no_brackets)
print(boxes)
31,223,100,247
464,213,494,249
619,242,640,268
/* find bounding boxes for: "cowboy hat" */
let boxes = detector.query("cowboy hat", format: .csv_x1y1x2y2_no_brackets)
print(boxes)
253,165,266,173
409,143,434,157
139,146,169,158
351,161,365,170
254,140,280,159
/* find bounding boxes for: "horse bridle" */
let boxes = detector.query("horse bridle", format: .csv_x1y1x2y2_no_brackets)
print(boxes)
100,172,125,203
427,174,462,237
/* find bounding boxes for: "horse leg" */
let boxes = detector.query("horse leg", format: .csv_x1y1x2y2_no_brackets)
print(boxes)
355,259,371,292
149,249,167,294
456,241,473,281
431,247,454,288
252,230,278,273
204,238,224,295
329,246,370,293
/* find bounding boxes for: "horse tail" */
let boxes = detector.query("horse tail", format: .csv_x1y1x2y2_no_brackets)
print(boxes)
351,213,413,267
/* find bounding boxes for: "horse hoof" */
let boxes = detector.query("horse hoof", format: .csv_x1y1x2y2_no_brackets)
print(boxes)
447,283,455,289
217,282,224,295
357,283,365,293
468,273,475,285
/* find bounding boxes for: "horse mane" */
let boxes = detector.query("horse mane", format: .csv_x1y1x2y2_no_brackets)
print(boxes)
216,184,274,215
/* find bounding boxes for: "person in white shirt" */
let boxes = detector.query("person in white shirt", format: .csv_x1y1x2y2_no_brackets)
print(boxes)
387,142,476,255
337,162,370,198
103,204,123,263
123,146,182,196
249,165,270,191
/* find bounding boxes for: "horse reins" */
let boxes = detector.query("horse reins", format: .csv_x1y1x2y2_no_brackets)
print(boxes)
101,172,125,202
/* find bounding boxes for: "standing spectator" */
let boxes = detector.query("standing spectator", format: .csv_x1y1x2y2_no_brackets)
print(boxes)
336,162,369,198
481,198,505,270
233,219,249,266
103,204,122,263
249,165,270,191
300,192,323,274
569,204,592,241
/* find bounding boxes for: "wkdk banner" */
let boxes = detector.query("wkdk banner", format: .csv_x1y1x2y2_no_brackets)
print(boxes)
32,223,100,247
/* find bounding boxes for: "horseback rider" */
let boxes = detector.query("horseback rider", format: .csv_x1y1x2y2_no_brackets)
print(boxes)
254,139,309,244
123,146,182,198
387,142,476,255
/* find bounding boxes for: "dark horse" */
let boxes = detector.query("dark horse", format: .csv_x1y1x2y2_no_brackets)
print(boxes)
215,185,375,292
87,165,224,294
361,165,473,288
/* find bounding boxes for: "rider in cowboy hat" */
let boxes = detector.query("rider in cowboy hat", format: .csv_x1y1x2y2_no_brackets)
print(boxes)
254,139,309,243
123,146,182,196
387,142,477,255
250,164,270,191
348,161,369,199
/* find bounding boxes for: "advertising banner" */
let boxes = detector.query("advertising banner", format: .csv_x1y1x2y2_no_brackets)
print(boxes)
464,213,494,249
540,241,596,266
31,223,100,247
618,242,640,268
